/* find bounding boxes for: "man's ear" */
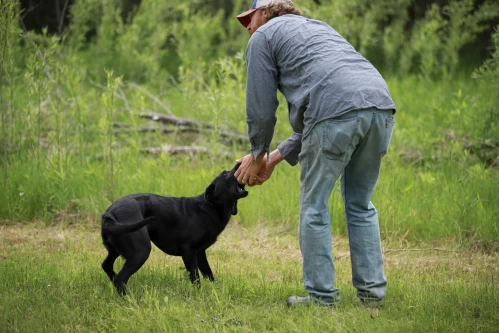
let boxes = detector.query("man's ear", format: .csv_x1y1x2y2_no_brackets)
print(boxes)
205,184,215,202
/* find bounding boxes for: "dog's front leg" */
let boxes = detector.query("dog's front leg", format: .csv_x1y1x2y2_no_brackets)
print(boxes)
197,250,214,282
181,252,200,285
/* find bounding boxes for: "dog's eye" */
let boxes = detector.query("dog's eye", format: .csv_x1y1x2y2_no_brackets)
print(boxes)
222,171,228,175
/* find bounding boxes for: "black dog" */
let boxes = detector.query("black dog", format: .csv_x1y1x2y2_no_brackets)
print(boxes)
100,164,248,295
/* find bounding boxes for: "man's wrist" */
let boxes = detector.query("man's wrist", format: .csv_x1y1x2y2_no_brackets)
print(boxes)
268,149,284,166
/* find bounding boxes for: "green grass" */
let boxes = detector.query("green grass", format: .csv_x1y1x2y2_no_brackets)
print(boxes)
1,2,498,330
0,224,497,332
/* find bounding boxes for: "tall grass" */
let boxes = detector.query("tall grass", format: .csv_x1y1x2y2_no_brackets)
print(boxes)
0,1,498,248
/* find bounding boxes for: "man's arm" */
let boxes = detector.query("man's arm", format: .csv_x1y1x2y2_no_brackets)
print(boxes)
245,31,279,160
277,133,302,166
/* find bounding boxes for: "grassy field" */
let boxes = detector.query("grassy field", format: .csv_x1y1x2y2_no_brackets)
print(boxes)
1,50,498,333
0,223,497,333
1,1,498,331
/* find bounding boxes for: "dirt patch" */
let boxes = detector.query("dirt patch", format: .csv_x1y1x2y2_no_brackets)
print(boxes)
1,222,497,280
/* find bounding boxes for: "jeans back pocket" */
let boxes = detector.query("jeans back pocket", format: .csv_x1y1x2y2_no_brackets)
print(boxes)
322,117,359,160
381,117,395,156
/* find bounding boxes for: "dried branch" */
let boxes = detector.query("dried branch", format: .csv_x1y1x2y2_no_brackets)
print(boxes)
112,121,247,145
57,0,70,38
140,112,201,127
88,79,107,91
90,81,248,146
139,111,247,143
143,145,208,156
123,82,175,116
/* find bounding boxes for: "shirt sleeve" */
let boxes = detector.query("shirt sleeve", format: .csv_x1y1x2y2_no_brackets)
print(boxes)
277,133,302,166
245,31,279,160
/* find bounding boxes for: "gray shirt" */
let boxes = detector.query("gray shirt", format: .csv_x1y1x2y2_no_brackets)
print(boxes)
245,14,396,166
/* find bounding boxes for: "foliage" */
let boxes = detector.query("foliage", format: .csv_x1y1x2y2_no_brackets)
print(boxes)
407,0,499,78
474,25,499,81
305,0,499,78
63,0,249,83
15,0,498,81
472,26,499,141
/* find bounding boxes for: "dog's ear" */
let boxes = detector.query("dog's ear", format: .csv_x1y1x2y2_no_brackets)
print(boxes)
231,201,238,215
205,184,215,202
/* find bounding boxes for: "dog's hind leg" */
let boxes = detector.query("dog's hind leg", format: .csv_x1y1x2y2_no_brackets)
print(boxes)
113,235,152,295
181,251,201,284
102,246,119,281
113,251,150,295
197,250,214,282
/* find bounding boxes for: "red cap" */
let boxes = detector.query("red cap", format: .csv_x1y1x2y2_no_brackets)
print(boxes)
236,8,259,28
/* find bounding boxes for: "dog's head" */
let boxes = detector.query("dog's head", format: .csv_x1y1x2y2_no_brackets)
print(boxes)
205,164,248,215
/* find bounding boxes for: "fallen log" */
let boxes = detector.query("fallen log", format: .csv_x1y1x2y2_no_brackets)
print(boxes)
112,126,200,135
140,112,201,127
112,122,247,145
143,145,208,156
139,112,242,134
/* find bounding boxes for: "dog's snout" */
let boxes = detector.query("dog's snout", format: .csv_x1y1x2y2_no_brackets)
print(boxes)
229,163,241,178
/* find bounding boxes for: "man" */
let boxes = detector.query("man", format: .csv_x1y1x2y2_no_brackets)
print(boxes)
234,0,396,307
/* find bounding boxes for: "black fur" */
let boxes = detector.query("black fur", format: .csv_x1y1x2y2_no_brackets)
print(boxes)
100,164,248,295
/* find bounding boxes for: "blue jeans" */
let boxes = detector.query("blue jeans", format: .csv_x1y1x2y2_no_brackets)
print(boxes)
298,107,395,304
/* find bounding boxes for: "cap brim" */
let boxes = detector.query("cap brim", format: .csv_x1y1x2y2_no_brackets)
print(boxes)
236,8,259,28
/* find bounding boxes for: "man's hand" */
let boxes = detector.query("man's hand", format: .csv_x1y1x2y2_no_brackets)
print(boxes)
234,150,266,186
235,149,283,186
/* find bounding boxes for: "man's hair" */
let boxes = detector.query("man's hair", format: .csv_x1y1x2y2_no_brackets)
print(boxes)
259,1,303,21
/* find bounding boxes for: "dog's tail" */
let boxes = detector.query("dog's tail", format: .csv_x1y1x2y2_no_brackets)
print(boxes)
102,213,154,235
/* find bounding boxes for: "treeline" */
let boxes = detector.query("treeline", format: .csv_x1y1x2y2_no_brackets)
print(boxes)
9,0,499,83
